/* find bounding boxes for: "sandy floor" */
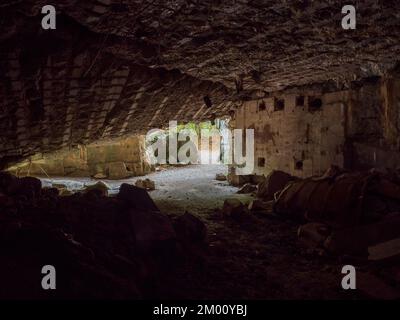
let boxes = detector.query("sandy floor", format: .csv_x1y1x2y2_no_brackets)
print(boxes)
40,165,361,300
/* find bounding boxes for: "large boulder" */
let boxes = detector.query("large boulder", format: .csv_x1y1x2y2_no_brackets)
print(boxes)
236,183,257,194
227,174,252,186
257,170,294,200
83,181,109,197
173,213,207,243
222,198,247,220
0,172,19,195
128,209,176,253
117,183,159,212
14,176,42,199
0,225,140,299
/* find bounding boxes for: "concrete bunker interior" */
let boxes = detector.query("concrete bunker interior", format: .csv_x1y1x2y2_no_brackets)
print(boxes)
1,0,400,300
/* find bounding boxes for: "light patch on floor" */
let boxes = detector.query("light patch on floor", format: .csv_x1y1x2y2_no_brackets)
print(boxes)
40,164,253,215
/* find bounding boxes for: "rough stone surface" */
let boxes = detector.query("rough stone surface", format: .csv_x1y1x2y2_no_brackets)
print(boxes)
83,181,109,197
231,78,400,177
236,183,257,194
117,183,159,211
6,136,153,178
173,212,207,243
257,170,294,200
135,178,155,191
0,171,208,299
1,1,400,168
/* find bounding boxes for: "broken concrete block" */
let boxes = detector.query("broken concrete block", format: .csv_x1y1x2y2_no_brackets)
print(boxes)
52,183,68,190
222,198,247,220
83,181,109,197
173,212,207,243
248,199,273,211
227,174,251,186
93,172,107,179
274,171,380,227
15,176,42,199
107,162,131,179
135,178,155,191
257,170,294,200
117,183,159,211
215,173,227,181
41,187,60,198
60,189,73,197
0,172,19,195
236,183,257,194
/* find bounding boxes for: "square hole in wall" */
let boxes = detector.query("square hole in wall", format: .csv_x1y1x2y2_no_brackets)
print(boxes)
308,97,323,112
274,98,285,111
296,96,305,107
258,157,266,167
258,100,266,111
294,160,303,170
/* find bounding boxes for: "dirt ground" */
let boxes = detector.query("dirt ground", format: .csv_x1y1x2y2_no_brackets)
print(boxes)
41,165,362,300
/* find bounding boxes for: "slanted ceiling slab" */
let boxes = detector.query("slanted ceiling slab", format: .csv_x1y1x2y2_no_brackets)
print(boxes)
1,0,400,167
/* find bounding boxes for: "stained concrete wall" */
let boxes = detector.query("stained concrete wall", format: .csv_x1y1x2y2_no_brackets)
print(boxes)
348,78,400,170
231,92,346,178
8,135,153,179
230,77,400,179
86,136,152,178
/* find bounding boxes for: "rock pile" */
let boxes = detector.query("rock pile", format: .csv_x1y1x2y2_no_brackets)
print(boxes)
0,172,206,299
254,168,400,260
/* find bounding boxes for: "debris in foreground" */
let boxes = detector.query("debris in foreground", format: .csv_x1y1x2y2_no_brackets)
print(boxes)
0,172,205,299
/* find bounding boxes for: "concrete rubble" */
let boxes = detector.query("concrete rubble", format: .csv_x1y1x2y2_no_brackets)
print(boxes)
0,172,207,299
236,183,257,194
215,173,227,181
257,170,296,201
246,167,400,299
135,178,156,191
222,198,249,221
253,168,400,257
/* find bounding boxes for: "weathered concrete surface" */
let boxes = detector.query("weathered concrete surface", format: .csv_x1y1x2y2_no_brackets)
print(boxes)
7,136,153,178
1,0,399,168
231,91,347,177
231,77,400,178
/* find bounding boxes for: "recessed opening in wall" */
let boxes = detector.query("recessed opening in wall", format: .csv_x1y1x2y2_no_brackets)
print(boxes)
274,98,285,111
308,97,322,112
295,160,303,170
258,100,266,111
296,96,305,107
203,95,212,108
258,157,266,167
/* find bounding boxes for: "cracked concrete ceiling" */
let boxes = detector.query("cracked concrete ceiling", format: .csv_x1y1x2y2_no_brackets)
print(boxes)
0,0,400,167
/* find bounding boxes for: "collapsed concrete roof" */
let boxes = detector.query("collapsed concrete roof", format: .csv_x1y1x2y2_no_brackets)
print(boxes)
1,0,399,167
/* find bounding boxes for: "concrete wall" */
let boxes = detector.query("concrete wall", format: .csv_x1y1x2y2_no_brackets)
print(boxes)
231,92,346,178
349,78,400,170
231,77,400,179
8,135,153,179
